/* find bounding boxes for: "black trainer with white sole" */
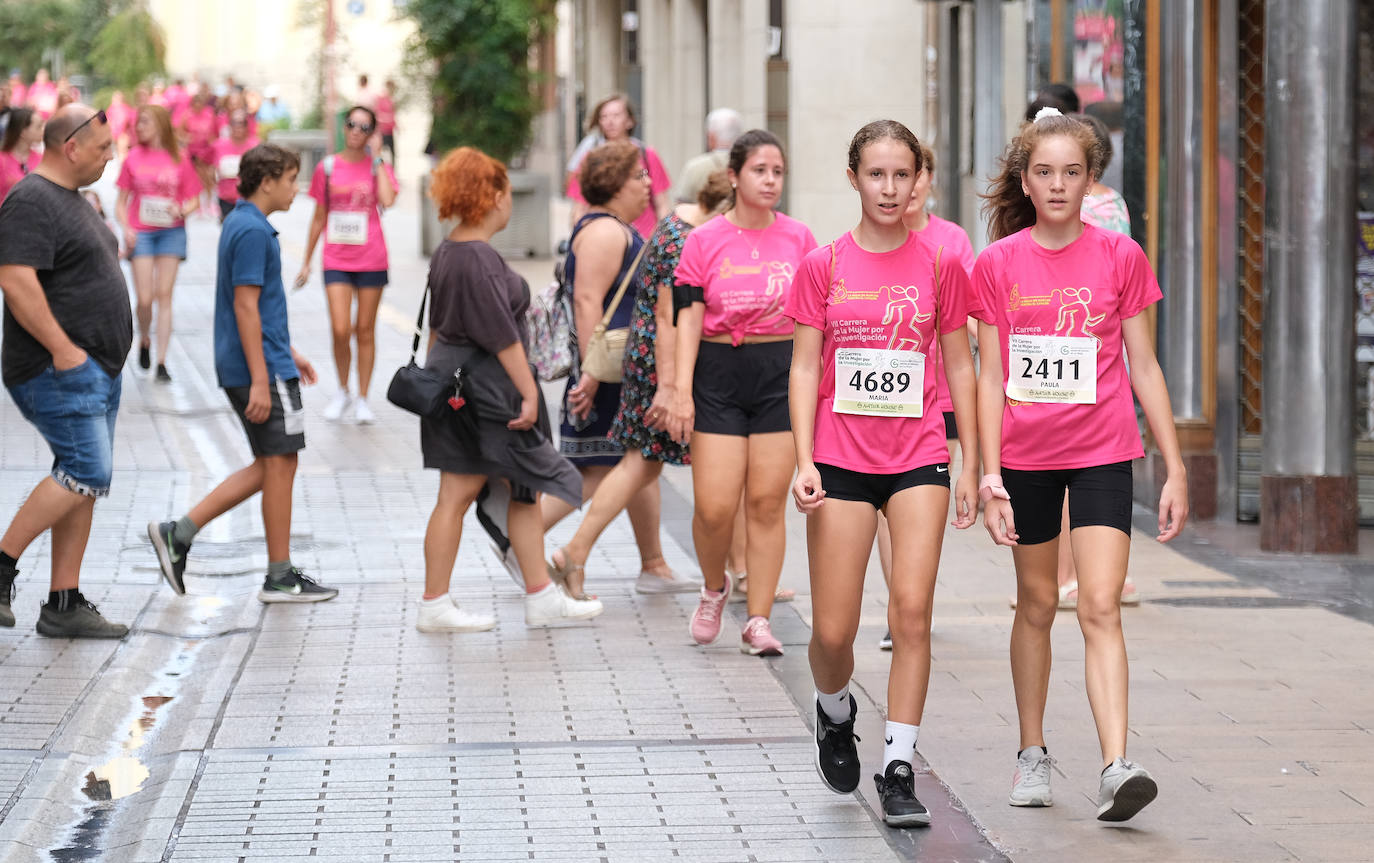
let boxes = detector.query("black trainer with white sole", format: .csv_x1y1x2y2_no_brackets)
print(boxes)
814,694,861,793
874,760,932,827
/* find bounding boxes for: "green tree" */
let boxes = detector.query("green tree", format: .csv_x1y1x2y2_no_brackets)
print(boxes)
0,0,77,75
403,0,554,163
88,5,167,90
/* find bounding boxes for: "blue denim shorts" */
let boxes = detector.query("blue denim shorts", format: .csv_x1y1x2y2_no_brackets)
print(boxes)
132,226,188,260
6,358,123,497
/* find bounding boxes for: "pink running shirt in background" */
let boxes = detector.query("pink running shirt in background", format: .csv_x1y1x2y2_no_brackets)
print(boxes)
915,214,978,415
567,143,671,239
210,136,260,204
674,213,817,346
972,224,1162,471
307,155,399,273
0,151,40,202
787,230,972,474
116,146,200,232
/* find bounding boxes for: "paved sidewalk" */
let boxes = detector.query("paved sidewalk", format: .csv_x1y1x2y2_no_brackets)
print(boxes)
0,181,1372,862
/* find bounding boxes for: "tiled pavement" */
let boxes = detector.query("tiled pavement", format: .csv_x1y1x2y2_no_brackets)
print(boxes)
1,174,1372,862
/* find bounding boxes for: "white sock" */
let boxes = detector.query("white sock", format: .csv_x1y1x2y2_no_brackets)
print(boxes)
883,721,920,768
816,685,852,724
421,594,450,607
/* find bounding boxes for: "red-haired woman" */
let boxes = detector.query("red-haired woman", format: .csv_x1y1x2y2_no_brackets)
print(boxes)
418,147,603,632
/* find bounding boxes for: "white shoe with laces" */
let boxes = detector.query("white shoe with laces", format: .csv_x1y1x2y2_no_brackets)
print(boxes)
323,389,352,421
1009,746,1055,807
352,397,376,424
524,583,603,626
416,594,495,632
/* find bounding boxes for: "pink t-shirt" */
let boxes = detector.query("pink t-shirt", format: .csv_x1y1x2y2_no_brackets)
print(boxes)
915,215,978,414
375,94,396,134
26,82,57,118
210,136,259,202
675,212,818,345
181,106,218,161
116,146,200,232
567,143,671,239
786,231,972,474
0,151,39,201
972,224,1162,471
106,102,134,140
308,155,399,272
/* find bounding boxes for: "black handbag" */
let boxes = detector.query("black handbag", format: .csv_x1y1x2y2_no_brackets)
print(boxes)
386,285,464,419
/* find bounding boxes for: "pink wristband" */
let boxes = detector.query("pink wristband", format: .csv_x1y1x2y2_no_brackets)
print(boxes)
978,474,1010,504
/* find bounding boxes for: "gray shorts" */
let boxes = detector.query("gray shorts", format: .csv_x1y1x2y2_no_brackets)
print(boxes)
224,378,305,457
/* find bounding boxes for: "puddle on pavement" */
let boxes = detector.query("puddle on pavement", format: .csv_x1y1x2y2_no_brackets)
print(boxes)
48,642,199,862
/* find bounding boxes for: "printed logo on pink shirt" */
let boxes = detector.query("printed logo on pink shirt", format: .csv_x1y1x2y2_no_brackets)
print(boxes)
716,257,794,321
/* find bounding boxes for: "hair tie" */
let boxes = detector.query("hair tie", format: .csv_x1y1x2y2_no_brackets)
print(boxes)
1033,106,1063,123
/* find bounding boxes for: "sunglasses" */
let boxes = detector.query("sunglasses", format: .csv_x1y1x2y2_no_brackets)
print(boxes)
64,109,107,143
345,120,374,133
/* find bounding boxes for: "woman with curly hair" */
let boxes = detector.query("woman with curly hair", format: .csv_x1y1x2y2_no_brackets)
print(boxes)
545,169,732,596
418,147,601,632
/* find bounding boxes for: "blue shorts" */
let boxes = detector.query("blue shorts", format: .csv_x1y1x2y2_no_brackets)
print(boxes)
132,226,188,260
7,359,123,497
323,269,389,289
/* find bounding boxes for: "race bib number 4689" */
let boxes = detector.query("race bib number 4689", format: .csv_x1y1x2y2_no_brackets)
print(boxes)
1006,334,1097,403
833,348,924,417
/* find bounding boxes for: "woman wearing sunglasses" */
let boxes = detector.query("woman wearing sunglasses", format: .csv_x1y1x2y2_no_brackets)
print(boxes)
296,105,398,424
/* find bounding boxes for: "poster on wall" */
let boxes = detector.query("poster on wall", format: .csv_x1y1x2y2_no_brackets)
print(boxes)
1073,0,1125,106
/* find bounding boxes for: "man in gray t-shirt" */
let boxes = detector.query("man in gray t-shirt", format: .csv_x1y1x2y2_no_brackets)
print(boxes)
0,104,131,639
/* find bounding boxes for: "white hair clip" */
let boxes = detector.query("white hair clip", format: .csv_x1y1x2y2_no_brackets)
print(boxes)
1034,106,1063,122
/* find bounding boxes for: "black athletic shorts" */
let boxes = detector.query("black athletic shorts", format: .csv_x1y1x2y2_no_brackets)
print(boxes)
693,340,792,436
323,269,389,288
224,378,306,457
816,462,950,510
1001,461,1133,545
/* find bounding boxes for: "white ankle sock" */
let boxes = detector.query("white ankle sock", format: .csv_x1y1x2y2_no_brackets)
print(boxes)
816,685,852,724
883,721,919,768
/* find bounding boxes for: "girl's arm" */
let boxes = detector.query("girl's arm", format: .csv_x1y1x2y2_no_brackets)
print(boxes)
647,273,678,430
375,160,397,209
977,321,1018,546
294,203,328,288
788,323,826,513
1123,312,1189,541
668,301,704,443
940,327,979,528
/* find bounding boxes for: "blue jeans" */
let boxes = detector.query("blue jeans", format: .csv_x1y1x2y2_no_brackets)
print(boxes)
7,359,122,497
132,226,188,259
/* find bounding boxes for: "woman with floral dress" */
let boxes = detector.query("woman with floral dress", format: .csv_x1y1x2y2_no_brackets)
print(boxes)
545,170,733,596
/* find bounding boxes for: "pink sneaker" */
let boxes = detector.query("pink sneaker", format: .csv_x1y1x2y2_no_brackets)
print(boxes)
740,615,783,657
689,577,731,645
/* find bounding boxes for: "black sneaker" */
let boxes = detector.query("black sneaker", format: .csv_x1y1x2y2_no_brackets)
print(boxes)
874,760,931,827
138,344,151,370
36,593,129,639
814,694,861,793
259,568,339,603
147,521,189,595
155,363,172,383
0,564,16,627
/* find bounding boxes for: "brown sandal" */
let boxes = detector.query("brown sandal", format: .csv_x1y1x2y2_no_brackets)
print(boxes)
547,548,595,601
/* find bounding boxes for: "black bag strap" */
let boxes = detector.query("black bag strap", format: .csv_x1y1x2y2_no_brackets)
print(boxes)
409,282,429,363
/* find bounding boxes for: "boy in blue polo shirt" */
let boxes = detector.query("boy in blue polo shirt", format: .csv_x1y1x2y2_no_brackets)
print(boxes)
147,144,338,603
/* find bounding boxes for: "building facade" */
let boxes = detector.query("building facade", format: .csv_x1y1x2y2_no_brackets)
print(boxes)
570,0,1373,552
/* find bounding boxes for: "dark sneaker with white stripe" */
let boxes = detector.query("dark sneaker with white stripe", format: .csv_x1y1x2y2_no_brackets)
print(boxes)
258,568,339,603
0,564,16,627
36,594,128,639
147,521,190,595
814,694,861,793
874,760,931,827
